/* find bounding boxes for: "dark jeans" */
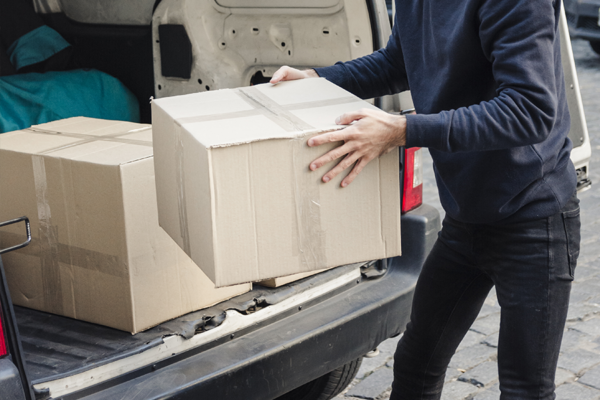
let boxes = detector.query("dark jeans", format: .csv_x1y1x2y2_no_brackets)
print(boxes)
391,195,581,400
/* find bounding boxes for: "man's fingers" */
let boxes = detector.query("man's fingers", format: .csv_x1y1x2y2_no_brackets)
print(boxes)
308,129,358,147
341,156,371,187
308,131,339,148
270,66,290,84
309,142,354,171
334,109,370,126
270,66,317,84
321,152,361,183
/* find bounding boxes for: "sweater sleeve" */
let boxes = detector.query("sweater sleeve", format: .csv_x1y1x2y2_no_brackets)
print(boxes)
405,0,563,152
314,13,410,99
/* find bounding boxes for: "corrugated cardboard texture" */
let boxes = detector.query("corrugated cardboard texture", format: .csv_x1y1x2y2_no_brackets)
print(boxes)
153,79,401,287
257,268,330,288
0,118,250,333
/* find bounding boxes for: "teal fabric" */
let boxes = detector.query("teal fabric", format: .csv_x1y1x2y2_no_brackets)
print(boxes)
7,25,71,71
0,69,140,133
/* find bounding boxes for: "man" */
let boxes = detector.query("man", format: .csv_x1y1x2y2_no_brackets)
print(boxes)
271,0,580,398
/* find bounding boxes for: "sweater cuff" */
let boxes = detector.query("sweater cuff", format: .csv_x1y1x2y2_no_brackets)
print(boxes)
314,63,348,88
405,113,445,149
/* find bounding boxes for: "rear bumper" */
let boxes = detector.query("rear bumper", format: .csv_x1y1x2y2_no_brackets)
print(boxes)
0,359,27,400
73,204,440,400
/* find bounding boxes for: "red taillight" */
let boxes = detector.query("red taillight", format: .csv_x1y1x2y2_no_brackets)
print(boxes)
402,147,423,213
0,312,7,357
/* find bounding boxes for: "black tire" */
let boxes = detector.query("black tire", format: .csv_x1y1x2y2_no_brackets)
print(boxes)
590,41,600,55
275,357,363,400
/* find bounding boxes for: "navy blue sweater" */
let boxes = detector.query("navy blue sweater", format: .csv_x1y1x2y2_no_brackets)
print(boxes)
315,0,576,224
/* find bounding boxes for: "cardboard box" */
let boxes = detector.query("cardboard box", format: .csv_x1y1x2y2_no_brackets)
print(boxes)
0,118,250,334
152,78,401,287
257,269,329,288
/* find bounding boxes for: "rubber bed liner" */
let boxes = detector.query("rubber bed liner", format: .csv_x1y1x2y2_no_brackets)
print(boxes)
16,263,367,384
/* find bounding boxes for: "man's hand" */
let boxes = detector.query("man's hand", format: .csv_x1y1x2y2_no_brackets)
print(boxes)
270,66,318,84
309,108,407,187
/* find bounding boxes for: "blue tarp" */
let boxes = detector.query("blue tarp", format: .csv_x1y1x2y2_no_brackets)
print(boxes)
1,26,140,133
0,70,140,133
7,25,70,71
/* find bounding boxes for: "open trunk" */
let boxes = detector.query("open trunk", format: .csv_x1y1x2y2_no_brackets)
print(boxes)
15,264,368,398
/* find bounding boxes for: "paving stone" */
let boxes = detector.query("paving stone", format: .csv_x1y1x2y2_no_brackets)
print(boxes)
469,313,501,336
570,289,595,304
449,344,497,370
440,380,480,400
345,368,394,400
575,264,600,281
572,317,600,336
558,349,600,374
578,255,600,270
476,304,501,319
579,240,600,254
560,329,593,353
457,330,486,352
483,289,498,307
573,282,600,301
445,367,464,383
554,382,600,400
555,368,575,386
458,361,497,388
356,353,390,380
472,383,500,400
580,365,600,390
568,303,600,322
481,332,499,348
581,276,600,288
588,295,600,306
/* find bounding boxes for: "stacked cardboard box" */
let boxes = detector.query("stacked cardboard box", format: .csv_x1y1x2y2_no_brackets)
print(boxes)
0,118,250,333
152,78,402,288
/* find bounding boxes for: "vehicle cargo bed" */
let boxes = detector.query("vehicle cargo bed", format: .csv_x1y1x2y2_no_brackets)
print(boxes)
15,264,363,386
11,205,439,399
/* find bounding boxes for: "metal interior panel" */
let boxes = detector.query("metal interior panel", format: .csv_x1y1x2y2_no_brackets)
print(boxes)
216,0,341,8
35,0,156,26
153,0,374,98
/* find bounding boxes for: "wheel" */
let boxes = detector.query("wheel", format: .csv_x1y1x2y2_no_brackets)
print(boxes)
275,357,363,400
590,41,600,55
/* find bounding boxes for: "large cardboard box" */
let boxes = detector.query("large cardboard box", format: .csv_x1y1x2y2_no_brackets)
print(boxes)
152,78,401,287
0,118,250,333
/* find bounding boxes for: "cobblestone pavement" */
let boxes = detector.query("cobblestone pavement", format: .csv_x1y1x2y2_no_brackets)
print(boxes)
335,39,600,400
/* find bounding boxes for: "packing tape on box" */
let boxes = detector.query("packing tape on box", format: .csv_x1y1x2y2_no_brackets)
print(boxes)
0,231,127,278
175,123,192,256
174,95,360,127
25,126,153,155
237,87,314,132
291,138,327,269
31,155,63,314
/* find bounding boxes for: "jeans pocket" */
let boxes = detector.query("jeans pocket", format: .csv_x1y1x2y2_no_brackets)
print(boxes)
562,206,581,279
